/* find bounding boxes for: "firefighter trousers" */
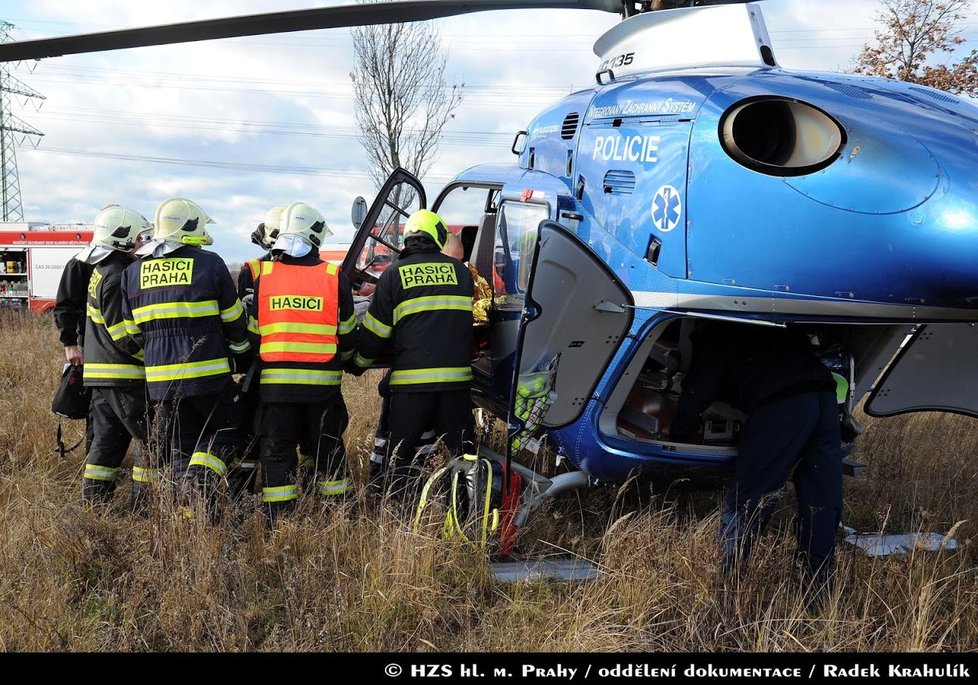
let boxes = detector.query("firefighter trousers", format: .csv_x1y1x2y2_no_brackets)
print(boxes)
83,386,150,504
386,389,474,493
257,394,349,518
157,385,246,502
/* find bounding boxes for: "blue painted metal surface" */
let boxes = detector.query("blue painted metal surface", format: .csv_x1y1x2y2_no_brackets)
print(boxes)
441,59,978,484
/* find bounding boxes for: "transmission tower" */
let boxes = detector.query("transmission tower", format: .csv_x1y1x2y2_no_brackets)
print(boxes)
0,22,44,222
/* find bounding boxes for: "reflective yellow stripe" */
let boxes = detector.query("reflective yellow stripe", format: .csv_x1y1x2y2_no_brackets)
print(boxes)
132,467,160,482
86,303,106,324
84,363,146,380
263,484,298,503
326,263,339,276
338,313,357,336
132,300,220,324
84,464,118,481
318,479,350,497
247,259,261,279
259,322,338,336
145,358,230,383
261,261,275,276
247,316,260,334
393,296,473,325
390,367,473,386
341,349,354,361
106,320,130,341
189,452,227,477
354,353,374,368
124,318,141,335
228,338,251,354
363,312,392,339
259,368,342,385
259,341,337,356
220,299,245,323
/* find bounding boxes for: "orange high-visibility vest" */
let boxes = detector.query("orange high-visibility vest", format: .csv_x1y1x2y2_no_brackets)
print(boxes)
257,261,339,363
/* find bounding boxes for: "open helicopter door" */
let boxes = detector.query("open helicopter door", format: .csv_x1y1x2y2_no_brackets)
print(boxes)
342,166,426,295
865,323,978,418
508,221,634,456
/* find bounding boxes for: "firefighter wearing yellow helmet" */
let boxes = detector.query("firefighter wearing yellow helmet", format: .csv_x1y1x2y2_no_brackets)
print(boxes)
77,204,153,506
352,208,475,495
246,201,357,521
121,198,252,516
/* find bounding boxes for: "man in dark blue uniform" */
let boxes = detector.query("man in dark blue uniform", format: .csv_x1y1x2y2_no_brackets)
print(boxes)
122,197,252,514
669,321,842,596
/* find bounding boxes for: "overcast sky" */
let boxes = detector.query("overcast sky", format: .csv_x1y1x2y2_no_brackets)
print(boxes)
1,0,973,264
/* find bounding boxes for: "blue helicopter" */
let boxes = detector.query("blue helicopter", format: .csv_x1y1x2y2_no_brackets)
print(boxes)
3,0,978,531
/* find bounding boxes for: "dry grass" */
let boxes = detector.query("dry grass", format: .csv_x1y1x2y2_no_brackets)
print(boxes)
0,311,975,651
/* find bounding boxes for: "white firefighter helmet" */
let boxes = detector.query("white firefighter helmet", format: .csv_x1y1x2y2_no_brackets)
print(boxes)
253,205,285,249
152,197,215,246
272,201,332,257
92,204,151,252
78,204,151,264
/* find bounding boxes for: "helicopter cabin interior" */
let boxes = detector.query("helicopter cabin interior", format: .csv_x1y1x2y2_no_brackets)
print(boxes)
596,317,912,450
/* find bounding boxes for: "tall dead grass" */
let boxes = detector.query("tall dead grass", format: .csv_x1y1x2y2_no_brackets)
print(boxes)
0,312,974,651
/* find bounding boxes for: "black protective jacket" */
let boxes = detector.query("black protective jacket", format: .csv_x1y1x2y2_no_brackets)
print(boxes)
83,251,144,387
121,246,251,400
54,256,95,347
355,238,474,392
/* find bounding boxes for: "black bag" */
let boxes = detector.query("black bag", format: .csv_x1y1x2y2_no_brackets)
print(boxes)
52,363,91,420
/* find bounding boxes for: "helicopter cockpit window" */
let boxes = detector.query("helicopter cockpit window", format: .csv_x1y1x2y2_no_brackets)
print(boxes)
720,97,846,177
356,184,421,272
496,202,549,294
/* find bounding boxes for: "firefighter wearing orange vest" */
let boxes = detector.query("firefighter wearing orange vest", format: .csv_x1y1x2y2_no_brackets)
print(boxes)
248,201,357,520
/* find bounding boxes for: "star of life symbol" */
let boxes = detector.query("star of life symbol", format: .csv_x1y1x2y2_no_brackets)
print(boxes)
651,184,682,232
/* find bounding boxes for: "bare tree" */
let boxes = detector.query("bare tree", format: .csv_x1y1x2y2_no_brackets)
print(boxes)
350,13,463,190
855,0,978,96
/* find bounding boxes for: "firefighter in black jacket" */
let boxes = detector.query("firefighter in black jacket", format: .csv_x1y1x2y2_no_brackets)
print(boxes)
121,198,252,511
54,257,95,367
248,201,357,520
79,205,152,504
669,322,842,597
55,245,97,456
353,209,474,493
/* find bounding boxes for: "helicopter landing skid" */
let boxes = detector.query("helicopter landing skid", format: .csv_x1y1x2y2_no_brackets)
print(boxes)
476,444,592,529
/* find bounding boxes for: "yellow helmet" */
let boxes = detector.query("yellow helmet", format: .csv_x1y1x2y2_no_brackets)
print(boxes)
153,197,214,246
404,209,449,249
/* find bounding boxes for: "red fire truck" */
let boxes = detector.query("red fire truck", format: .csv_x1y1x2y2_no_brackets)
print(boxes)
0,226,93,314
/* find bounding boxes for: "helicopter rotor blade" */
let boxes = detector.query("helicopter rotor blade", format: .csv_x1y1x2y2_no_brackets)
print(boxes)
0,0,624,62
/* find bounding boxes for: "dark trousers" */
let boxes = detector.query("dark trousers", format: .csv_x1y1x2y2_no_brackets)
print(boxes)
369,372,437,477
83,386,149,503
721,391,842,584
157,388,246,497
386,389,474,488
257,394,349,516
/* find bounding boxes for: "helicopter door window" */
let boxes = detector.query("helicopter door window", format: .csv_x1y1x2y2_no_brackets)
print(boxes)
496,202,549,295
357,184,421,273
